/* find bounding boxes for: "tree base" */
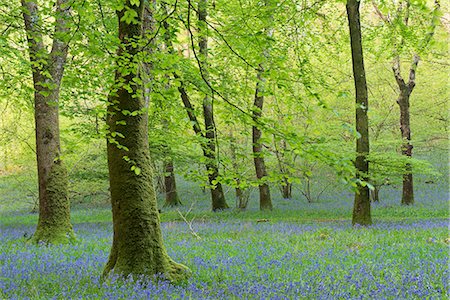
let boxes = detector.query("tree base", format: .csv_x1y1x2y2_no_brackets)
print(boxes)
103,254,190,284
31,224,75,244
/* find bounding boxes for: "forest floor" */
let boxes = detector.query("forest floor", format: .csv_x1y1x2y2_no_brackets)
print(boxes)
1,174,449,299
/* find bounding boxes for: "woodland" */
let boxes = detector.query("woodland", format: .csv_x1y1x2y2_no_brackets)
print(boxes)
0,0,449,299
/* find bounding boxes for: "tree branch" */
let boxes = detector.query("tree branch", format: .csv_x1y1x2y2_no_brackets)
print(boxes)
392,56,405,88
50,0,72,85
407,53,420,90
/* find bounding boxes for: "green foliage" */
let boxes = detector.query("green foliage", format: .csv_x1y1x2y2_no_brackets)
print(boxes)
0,0,447,212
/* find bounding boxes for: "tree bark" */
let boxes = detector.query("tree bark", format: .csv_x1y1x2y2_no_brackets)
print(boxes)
253,69,272,210
103,1,189,282
21,0,74,243
393,55,419,205
347,0,372,226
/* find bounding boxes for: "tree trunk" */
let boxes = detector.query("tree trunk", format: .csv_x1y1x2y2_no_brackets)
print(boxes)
229,133,248,209
22,0,74,244
163,159,182,207
281,181,292,200
197,0,228,211
252,1,273,211
253,72,272,210
162,5,227,211
346,0,372,226
274,138,292,199
393,55,419,205
103,1,189,282
370,185,380,202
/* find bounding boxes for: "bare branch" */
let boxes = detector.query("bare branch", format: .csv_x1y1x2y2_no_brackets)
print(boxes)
371,1,390,23
408,53,420,90
176,204,201,240
392,56,406,88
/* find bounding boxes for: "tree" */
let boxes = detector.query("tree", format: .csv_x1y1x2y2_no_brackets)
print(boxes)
252,0,273,210
372,0,441,205
195,0,229,210
163,1,228,211
103,0,189,281
346,0,372,226
21,0,75,243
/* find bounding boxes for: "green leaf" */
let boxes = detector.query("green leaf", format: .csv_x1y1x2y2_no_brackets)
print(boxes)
134,166,141,175
130,0,140,6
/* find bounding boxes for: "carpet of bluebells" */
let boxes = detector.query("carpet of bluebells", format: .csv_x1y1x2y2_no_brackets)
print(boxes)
1,217,449,299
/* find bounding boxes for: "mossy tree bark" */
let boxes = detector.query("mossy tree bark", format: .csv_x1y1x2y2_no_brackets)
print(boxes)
103,0,189,282
21,0,74,244
346,0,372,226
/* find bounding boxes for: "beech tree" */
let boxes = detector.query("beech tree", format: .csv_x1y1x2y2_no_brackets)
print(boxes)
163,0,228,211
252,0,273,210
346,0,372,226
372,0,441,205
21,0,74,243
103,0,189,281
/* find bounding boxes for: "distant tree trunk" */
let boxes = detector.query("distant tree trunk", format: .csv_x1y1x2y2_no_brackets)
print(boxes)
372,0,440,206
103,1,189,282
393,55,419,205
274,138,292,199
163,159,182,207
253,70,272,210
229,133,248,209
22,0,74,244
370,185,380,202
197,0,228,211
162,5,227,211
346,0,372,226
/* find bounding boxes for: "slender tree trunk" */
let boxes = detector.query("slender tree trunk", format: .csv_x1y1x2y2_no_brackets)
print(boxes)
229,133,248,209
393,55,419,205
163,159,182,207
370,185,380,202
252,2,273,210
346,0,372,226
253,70,272,210
103,1,189,282
197,0,228,211
22,0,74,243
372,0,439,206
162,6,227,211
275,138,292,199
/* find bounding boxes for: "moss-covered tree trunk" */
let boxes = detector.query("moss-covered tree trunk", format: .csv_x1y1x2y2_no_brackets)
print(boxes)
103,0,189,282
22,0,74,244
346,0,372,226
